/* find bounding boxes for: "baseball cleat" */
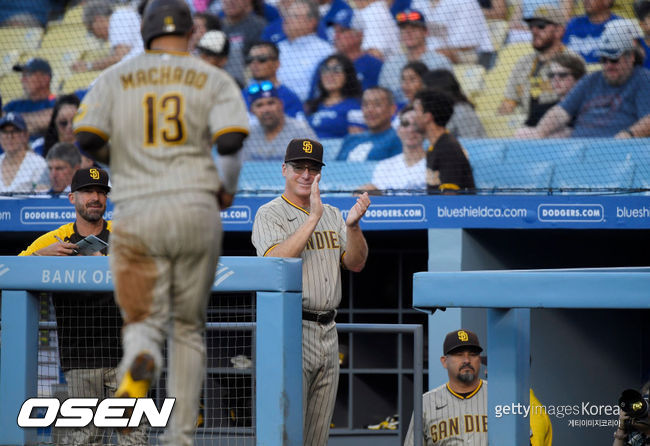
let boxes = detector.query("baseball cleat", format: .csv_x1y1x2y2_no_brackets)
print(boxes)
115,352,155,433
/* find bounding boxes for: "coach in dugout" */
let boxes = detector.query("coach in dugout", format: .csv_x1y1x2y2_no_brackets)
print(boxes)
18,168,148,445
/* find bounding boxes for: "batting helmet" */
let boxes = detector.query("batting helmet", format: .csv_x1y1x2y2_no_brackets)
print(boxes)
634,0,650,19
141,0,193,50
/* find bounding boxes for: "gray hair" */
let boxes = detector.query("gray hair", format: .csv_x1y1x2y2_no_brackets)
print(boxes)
83,0,114,29
295,0,320,21
46,142,82,168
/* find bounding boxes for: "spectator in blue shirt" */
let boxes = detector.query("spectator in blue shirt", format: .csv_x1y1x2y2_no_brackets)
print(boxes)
306,54,365,139
337,87,402,161
522,20,650,138
241,41,305,118
562,0,620,62
0,0,58,27
261,0,351,43
4,58,56,140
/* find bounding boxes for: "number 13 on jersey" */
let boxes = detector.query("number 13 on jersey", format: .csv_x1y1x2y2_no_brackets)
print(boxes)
142,92,186,146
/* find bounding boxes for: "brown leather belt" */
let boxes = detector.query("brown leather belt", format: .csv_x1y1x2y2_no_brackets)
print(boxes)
302,309,336,325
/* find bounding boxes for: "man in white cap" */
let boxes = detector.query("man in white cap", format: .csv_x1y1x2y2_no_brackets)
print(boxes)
521,18,650,138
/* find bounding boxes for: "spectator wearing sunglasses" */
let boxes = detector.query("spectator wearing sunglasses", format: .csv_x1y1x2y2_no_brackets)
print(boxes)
305,54,364,140
519,19,650,138
514,53,586,137
562,0,621,63
498,6,579,128
242,83,317,160
242,41,304,119
357,105,426,194
378,9,451,104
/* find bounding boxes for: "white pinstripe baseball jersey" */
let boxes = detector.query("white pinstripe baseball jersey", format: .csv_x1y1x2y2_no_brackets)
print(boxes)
251,194,347,311
73,50,249,204
404,380,488,446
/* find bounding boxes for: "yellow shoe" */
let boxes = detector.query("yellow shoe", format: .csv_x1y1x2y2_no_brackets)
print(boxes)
115,352,155,433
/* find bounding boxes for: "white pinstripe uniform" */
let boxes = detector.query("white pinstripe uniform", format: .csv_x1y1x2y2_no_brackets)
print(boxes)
73,49,248,446
404,380,488,446
252,195,348,446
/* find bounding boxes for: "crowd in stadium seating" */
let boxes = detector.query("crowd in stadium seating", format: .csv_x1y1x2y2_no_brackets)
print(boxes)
0,0,649,194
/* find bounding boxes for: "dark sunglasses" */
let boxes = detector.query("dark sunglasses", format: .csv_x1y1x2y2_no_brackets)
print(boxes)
527,20,550,30
600,56,621,64
245,55,275,65
57,119,72,128
0,128,23,135
320,64,344,74
400,119,416,128
247,80,274,95
548,71,572,79
288,162,321,175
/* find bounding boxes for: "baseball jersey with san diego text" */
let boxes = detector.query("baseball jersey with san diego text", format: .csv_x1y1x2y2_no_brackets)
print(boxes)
404,380,488,446
251,195,347,311
73,50,249,203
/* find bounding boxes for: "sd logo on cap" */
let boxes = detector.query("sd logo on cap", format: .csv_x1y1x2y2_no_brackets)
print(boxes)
284,138,325,166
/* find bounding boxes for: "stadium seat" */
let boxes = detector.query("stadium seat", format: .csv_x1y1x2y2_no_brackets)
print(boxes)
453,64,486,100
503,139,586,164
60,70,102,94
318,161,377,193
487,19,509,52
474,42,533,114
0,50,22,78
61,4,84,25
551,159,635,192
40,23,97,50
0,27,43,53
476,111,524,138
238,162,284,195
0,74,24,102
472,158,555,192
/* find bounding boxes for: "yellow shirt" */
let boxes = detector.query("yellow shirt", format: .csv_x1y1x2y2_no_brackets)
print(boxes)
18,221,112,256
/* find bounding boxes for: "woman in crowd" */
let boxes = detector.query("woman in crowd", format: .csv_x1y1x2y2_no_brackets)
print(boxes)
38,94,94,167
400,60,429,109
306,54,364,140
515,53,586,138
424,69,486,138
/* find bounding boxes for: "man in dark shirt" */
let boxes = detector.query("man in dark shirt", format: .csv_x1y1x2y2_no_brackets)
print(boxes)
413,89,475,193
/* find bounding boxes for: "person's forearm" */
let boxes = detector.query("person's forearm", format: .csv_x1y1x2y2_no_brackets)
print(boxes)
266,216,319,258
343,225,368,272
535,105,570,138
629,115,650,137
92,45,130,71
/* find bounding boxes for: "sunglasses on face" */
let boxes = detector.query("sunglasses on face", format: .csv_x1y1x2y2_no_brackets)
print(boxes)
247,80,274,95
600,56,621,64
245,55,275,65
0,128,23,135
57,119,72,128
396,11,423,23
548,71,572,79
321,64,344,74
288,162,321,175
528,20,549,30
400,119,416,128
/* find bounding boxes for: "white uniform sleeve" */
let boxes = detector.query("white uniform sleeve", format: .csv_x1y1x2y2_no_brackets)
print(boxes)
73,72,113,140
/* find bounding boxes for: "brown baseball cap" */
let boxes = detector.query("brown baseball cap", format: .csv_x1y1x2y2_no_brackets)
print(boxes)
284,138,325,166
443,329,483,355
71,167,110,192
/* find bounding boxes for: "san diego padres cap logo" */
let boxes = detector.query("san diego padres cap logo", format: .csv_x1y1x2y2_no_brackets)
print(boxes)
164,16,176,32
302,140,312,153
457,330,469,342
89,168,100,180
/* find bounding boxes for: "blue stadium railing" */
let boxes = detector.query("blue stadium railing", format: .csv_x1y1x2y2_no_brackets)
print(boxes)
0,256,303,446
413,267,650,445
